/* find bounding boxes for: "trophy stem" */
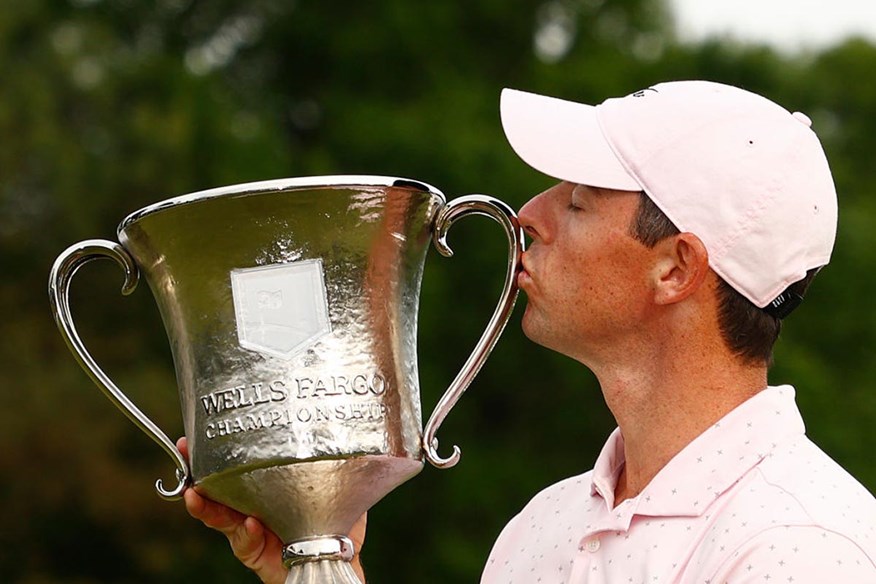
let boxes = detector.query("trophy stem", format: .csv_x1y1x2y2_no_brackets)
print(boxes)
283,536,361,584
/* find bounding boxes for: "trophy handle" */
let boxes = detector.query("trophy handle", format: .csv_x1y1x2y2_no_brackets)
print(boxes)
48,239,190,500
423,195,524,469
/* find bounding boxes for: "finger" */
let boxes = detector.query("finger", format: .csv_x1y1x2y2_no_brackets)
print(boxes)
234,517,289,584
350,512,367,552
176,436,189,459
349,513,367,582
177,436,287,583
183,488,248,536
230,517,269,565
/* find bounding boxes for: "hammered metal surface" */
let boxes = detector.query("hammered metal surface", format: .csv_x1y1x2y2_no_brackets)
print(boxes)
118,180,442,539
50,175,522,575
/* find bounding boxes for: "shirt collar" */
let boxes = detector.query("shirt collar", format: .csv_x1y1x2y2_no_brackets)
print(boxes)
590,385,806,517
591,427,626,507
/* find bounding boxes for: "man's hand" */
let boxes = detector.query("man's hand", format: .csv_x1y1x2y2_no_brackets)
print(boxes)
177,437,367,583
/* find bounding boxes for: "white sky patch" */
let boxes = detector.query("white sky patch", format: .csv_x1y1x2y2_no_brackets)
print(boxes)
668,0,876,52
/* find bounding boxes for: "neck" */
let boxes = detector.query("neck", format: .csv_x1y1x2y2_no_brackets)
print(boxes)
590,324,768,507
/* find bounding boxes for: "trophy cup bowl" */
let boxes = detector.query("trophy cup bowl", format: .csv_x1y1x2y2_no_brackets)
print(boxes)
49,176,522,582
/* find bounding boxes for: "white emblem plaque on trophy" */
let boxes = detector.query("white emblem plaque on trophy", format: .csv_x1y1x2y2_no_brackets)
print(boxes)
230,259,332,359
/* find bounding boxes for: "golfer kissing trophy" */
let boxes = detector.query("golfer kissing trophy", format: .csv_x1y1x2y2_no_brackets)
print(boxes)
49,176,523,583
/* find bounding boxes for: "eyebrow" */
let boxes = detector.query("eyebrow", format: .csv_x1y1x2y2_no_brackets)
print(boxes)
589,185,645,198
576,185,612,200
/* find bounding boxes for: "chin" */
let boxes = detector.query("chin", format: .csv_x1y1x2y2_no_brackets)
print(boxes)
520,310,550,346
521,312,580,358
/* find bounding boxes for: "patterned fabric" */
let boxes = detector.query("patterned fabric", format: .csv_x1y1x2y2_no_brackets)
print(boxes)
482,386,876,583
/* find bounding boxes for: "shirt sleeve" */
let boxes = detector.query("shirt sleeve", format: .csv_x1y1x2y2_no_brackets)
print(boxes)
709,525,876,583
480,512,523,583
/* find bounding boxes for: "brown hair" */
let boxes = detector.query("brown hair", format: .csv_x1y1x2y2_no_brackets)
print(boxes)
628,192,818,365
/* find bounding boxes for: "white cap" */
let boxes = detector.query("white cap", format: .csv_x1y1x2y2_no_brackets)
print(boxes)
500,81,838,309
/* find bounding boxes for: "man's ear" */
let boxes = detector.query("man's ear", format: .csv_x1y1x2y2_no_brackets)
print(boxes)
652,233,710,306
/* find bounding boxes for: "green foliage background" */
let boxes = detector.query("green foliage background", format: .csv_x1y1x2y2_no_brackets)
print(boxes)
2,0,874,581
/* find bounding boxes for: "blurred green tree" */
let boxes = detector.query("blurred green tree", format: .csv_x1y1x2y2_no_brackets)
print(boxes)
1,0,873,582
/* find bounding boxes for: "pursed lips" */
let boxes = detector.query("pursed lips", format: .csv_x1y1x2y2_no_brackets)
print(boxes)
518,253,534,289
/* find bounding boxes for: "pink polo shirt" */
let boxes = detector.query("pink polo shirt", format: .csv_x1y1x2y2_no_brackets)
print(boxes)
482,385,876,583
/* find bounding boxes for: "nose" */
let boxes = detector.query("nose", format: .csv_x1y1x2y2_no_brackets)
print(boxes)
518,184,557,243
519,192,545,239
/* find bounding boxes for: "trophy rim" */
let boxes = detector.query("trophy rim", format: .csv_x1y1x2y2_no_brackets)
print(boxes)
117,175,445,235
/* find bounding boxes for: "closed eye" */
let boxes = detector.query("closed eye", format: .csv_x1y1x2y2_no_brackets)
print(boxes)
569,184,588,212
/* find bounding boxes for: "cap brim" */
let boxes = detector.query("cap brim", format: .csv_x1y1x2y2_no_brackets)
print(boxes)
500,88,641,191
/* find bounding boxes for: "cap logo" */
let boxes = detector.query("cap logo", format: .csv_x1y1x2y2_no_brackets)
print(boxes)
762,290,804,320
631,87,659,98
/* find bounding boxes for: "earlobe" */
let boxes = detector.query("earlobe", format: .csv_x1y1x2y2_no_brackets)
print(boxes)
653,233,710,306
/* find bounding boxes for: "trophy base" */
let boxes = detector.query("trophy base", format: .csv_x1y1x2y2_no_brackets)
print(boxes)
196,454,423,543
285,558,362,584
283,536,359,584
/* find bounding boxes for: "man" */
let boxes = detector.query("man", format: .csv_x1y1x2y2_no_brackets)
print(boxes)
184,81,876,582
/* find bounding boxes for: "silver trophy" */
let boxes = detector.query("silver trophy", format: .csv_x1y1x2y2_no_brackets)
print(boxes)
49,176,522,583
